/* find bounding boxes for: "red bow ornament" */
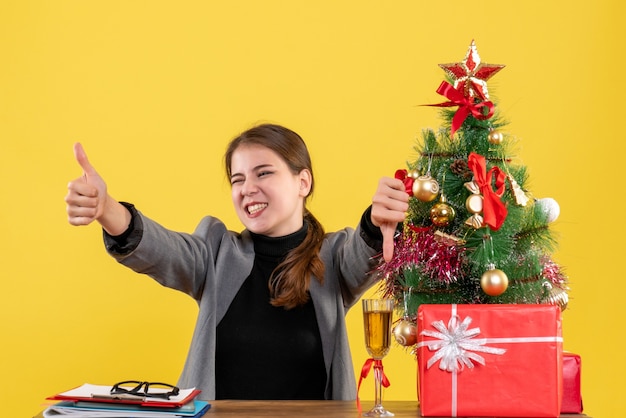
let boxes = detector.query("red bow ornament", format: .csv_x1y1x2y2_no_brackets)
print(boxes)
427,81,495,137
467,152,507,231
395,169,414,196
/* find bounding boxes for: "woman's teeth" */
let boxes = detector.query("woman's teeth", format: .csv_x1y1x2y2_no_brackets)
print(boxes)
247,203,267,215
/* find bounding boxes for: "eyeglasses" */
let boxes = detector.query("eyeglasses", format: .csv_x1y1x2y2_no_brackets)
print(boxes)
110,380,180,400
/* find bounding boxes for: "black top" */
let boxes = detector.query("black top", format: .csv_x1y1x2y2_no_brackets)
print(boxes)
106,205,385,400
215,224,327,400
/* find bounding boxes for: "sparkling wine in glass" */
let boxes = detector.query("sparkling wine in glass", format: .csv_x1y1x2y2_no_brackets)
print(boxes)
362,298,394,417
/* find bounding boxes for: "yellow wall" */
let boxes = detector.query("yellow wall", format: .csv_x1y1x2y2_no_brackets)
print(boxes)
1,1,623,416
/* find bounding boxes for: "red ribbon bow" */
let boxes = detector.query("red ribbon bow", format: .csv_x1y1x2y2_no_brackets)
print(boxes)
467,152,507,231
394,169,414,196
356,358,390,413
427,81,495,137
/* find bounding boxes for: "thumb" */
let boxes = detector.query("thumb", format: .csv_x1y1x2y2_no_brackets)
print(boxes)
73,142,98,179
380,222,397,263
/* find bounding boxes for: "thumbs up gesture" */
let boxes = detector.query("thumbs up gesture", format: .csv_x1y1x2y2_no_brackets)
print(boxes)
65,143,109,226
65,143,131,236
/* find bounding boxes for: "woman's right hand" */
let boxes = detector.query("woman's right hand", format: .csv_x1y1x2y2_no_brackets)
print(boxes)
65,143,131,235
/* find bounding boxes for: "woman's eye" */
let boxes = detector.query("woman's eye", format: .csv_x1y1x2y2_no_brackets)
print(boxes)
258,171,273,178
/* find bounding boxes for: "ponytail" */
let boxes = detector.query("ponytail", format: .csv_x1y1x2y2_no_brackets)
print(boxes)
268,210,325,309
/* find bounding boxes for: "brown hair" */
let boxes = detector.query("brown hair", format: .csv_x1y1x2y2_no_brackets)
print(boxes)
225,123,325,309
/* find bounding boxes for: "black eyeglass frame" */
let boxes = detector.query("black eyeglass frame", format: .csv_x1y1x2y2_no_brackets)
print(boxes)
110,380,180,400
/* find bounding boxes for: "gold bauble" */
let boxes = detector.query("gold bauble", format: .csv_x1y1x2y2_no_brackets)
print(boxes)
465,194,484,214
412,175,440,202
488,129,504,145
543,283,569,311
393,319,418,347
480,268,509,296
430,202,456,227
407,169,420,179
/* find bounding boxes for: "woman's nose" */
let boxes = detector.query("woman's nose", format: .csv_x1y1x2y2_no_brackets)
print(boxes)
241,179,258,196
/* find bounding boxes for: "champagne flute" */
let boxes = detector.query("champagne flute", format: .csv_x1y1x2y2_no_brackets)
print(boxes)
362,298,394,417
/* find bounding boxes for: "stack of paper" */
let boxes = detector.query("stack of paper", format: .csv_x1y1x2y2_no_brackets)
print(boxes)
43,384,210,418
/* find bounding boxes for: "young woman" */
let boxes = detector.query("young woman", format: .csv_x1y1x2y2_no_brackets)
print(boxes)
65,123,408,400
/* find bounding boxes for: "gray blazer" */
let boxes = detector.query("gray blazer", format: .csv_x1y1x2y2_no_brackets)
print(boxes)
105,209,382,400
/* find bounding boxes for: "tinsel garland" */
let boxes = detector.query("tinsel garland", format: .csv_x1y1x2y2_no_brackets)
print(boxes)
541,256,568,289
377,224,466,299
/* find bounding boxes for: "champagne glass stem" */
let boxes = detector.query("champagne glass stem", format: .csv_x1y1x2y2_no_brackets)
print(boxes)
373,365,383,409
365,363,392,416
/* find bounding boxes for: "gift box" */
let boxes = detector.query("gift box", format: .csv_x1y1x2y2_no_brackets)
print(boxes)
561,352,583,414
417,304,563,417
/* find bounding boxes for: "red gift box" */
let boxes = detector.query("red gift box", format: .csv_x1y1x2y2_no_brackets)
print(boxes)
561,352,583,414
417,304,563,417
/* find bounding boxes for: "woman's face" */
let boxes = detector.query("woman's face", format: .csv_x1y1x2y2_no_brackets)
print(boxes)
229,144,311,237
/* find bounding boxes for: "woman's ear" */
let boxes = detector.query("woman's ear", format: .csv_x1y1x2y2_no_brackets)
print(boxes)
299,169,313,197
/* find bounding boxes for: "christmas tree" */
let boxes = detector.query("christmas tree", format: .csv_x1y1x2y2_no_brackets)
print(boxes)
378,41,569,348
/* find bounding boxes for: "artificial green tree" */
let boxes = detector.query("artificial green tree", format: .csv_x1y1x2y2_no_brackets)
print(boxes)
378,41,568,347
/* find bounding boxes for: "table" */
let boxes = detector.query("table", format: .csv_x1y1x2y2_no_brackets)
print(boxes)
34,400,590,417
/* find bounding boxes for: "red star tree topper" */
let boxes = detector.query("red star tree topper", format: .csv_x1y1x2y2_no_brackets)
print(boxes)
439,40,505,100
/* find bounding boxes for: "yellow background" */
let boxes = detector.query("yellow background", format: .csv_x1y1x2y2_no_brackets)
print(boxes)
1,1,623,416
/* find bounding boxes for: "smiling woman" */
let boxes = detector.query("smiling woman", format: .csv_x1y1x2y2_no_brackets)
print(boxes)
63,122,409,401
226,126,320,310
228,142,312,238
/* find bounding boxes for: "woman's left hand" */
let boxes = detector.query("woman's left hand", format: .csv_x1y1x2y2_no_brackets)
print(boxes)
370,177,409,262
